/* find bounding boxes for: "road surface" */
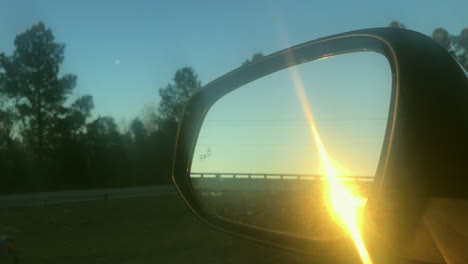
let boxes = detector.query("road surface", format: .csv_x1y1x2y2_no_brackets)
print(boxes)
0,185,177,208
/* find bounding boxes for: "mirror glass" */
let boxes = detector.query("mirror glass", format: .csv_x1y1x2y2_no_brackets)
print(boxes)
190,52,392,240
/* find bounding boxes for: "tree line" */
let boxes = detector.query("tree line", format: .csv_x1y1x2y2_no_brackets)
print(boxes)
0,22,200,194
0,21,466,194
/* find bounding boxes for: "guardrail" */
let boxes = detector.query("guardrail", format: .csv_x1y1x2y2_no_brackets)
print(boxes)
190,172,374,182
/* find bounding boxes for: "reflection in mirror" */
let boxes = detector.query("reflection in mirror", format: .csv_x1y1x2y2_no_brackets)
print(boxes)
190,52,392,240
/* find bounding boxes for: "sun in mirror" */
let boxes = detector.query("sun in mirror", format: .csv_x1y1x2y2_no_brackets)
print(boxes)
190,51,392,241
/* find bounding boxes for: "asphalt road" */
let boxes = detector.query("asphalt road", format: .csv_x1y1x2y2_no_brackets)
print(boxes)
0,185,177,208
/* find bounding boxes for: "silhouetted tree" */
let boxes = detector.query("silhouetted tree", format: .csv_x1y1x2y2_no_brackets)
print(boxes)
242,52,265,66
432,28,452,50
52,95,94,145
48,95,94,188
87,116,120,147
429,27,468,71
0,96,15,151
85,116,128,186
388,20,406,29
0,22,98,191
155,67,202,183
0,22,84,156
388,21,467,71
129,118,147,143
124,118,149,184
451,28,468,70
140,104,159,133
157,67,201,123
149,118,179,184
156,67,203,181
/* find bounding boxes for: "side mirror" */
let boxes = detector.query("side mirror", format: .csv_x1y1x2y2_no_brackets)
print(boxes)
172,28,468,262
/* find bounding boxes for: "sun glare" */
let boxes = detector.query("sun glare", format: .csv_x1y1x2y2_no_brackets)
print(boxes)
290,66,373,264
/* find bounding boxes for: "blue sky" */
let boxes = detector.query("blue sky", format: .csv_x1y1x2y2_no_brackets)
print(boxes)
1,0,467,122
192,52,391,176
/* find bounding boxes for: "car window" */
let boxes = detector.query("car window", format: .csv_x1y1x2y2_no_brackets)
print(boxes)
1,1,467,263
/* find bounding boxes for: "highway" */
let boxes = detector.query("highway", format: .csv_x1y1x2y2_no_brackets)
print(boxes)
0,185,177,208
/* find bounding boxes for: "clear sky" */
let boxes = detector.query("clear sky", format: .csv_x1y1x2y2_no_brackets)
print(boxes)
192,52,392,176
1,0,467,122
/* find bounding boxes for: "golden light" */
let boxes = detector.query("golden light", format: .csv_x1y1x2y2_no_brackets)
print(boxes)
290,66,373,264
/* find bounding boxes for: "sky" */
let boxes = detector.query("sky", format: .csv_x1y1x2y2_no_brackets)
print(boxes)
192,52,392,177
1,0,467,123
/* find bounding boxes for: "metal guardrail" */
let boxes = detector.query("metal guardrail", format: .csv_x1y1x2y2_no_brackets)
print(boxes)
190,172,374,182
0,174,373,208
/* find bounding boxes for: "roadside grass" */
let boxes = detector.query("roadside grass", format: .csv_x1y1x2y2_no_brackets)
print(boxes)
0,194,336,264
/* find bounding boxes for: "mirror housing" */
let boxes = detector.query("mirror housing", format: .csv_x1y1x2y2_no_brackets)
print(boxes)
172,28,468,260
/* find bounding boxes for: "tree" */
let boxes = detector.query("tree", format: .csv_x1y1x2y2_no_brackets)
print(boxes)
0,22,79,155
387,20,406,29
242,52,265,66
154,67,202,183
157,67,201,123
85,116,127,186
54,95,94,141
140,103,159,133
432,28,451,51
387,21,467,71
452,28,468,70
129,118,146,143
87,116,120,144
0,90,15,151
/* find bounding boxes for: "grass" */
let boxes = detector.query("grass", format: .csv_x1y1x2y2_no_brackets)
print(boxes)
0,193,344,264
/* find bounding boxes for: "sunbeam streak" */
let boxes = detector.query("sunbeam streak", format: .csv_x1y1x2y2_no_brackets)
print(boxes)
289,65,373,264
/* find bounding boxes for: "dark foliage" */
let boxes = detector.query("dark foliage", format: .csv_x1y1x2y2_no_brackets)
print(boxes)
389,20,468,71
0,22,182,194
158,67,201,123
242,52,265,66
387,20,406,29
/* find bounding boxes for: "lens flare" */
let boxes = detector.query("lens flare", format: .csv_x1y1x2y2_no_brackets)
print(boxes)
290,66,373,264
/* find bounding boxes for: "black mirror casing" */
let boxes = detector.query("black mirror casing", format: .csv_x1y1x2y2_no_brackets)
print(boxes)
171,28,468,261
